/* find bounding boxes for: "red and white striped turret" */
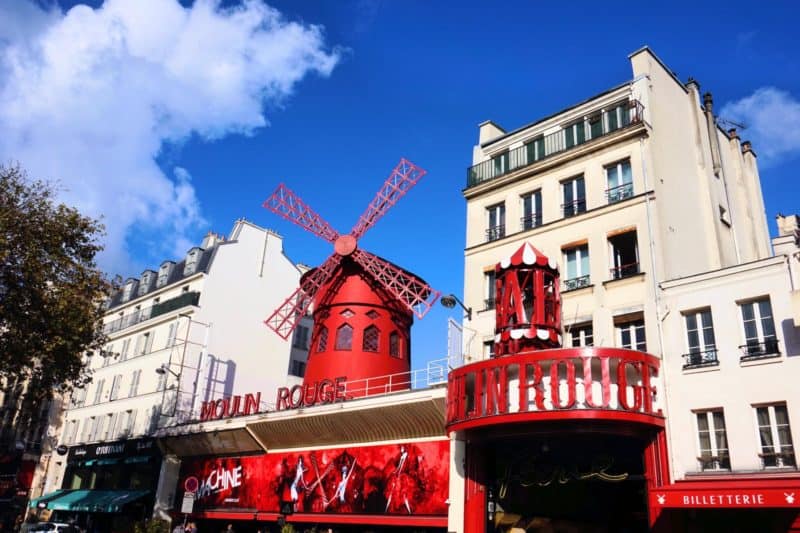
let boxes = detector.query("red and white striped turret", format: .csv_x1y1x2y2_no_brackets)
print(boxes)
493,242,562,356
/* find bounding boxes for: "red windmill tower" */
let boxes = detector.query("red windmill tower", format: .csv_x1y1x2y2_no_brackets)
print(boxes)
263,159,440,395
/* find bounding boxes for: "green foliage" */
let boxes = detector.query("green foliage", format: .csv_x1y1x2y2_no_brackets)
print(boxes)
0,164,109,400
133,518,171,533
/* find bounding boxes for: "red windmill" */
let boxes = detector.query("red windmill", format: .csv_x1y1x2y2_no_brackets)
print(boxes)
263,159,440,394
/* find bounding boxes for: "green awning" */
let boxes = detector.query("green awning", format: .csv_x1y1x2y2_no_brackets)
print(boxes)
44,490,150,512
28,489,70,508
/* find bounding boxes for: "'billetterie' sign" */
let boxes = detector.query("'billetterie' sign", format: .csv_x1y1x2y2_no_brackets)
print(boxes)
446,347,663,431
199,377,348,421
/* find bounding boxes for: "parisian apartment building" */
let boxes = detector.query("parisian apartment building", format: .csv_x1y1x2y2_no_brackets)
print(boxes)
458,45,799,529
28,219,311,530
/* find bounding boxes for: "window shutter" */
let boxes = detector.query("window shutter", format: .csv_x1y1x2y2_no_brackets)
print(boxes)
120,339,130,361
166,324,177,348
134,334,143,356
145,332,155,354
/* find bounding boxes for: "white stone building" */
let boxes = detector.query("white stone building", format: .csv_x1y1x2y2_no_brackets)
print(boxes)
33,220,310,526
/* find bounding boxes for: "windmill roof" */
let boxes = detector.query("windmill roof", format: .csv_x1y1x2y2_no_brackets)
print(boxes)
497,242,558,271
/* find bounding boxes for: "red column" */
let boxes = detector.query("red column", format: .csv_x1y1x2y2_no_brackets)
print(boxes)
464,443,488,533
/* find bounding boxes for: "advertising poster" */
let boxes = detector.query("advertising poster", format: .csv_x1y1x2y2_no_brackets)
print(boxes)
179,440,449,516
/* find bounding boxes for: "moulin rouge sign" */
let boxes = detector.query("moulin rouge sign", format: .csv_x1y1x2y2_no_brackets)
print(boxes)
446,347,663,429
199,377,347,422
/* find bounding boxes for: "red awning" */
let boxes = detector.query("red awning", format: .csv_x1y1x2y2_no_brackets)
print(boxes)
650,477,800,509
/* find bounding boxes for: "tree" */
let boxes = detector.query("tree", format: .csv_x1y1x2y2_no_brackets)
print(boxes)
0,164,109,401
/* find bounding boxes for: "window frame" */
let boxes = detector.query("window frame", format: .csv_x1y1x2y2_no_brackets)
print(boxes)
754,403,795,468
561,175,586,217
335,323,354,351
486,202,506,241
563,244,590,290
616,317,646,351
568,323,594,347
694,409,730,471
520,189,542,231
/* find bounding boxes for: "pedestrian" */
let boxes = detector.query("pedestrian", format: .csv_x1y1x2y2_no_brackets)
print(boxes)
222,524,235,533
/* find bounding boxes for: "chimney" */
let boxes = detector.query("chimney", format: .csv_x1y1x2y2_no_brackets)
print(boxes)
703,92,714,112
686,77,701,92
728,128,738,139
776,214,800,238
201,231,224,249
702,92,722,175
742,140,755,155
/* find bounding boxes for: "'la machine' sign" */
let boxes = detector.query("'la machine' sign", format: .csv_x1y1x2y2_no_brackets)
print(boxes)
199,377,348,421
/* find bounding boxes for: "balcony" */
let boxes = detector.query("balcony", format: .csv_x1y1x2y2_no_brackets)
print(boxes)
103,291,200,335
760,450,796,468
563,275,591,292
739,339,780,361
562,199,587,218
609,262,640,280
466,100,644,188
682,349,719,369
485,225,505,242
698,453,730,472
520,213,543,231
606,182,634,203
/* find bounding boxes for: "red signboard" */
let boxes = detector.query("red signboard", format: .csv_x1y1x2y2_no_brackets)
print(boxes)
178,440,449,516
652,488,799,508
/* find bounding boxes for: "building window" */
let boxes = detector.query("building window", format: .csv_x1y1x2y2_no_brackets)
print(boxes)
616,316,646,351
156,372,166,392
740,298,779,359
166,323,178,348
588,113,603,139
290,360,306,378
484,270,497,310
683,309,718,367
483,340,495,359
120,338,131,362
90,416,104,442
568,323,593,347
486,203,506,242
562,176,586,217
563,119,586,149
118,410,136,438
317,326,329,352
492,151,510,177
363,325,380,352
122,280,136,302
563,244,590,291
389,332,400,358
755,404,795,468
293,325,310,349
134,331,154,356
606,160,633,203
606,101,631,131
335,324,353,351
109,374,122,401
520,190,542,231
104,413,118,441
524,136,545,164
696,410,730,471
157,262,172,287
138,272,153,296
183,248,201,275
128,370,142,397
93,379,105,405
609,231,639,279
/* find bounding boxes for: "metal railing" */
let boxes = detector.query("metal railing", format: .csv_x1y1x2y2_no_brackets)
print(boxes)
698,454,730,471
606,182,634,203
467,99,644,188
682,349,719,369
484,298,496,311
760,450,796,468
334,358,449,399
103,291,200,334
520,213,543,231
485,225,505,242
609,262,640,280
562,199,587,218
739,339,780,360
563,275,591,291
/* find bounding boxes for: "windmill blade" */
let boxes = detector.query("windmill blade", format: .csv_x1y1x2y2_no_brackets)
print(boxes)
349,158,427,240
264,183,340,244
351,249,440,319
265,254,342,339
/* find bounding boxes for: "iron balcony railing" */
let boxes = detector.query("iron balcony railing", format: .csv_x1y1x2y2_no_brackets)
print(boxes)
485,225,506,242
682,349,719,369
562,199,587,218
484,298,496,311
739,339,780,360
466,99,644,188
103,291,200,335
520,213,543,231
760,449,796,468
563,275,591,291
610,262,640,280
698,453,730,472
606,182,634,203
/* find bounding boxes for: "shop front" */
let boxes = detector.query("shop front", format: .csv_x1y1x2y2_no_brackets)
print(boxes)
29,438,161,532
175,439,449,532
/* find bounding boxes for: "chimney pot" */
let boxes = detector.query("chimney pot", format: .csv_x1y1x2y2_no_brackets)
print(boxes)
742,140,752,152
703,92,713,111
728,128,738,139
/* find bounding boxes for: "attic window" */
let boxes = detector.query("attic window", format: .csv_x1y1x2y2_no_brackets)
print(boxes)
138,272,153,296
183,248,202,275
157,263,173,288
121,280,136,302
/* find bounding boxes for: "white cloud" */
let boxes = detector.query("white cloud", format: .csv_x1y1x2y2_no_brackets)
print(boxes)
720,87,800,167
0,0,340,274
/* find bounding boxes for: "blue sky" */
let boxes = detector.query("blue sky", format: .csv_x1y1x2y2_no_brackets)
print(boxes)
1,0,798,369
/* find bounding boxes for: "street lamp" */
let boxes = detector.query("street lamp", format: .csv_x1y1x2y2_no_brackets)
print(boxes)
155,364,180,378
440,293,472,321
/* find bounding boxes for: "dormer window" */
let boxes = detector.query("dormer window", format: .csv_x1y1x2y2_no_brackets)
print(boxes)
183,248,203,276
157,262,174,288
138,270,155,296
121,279,137,302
